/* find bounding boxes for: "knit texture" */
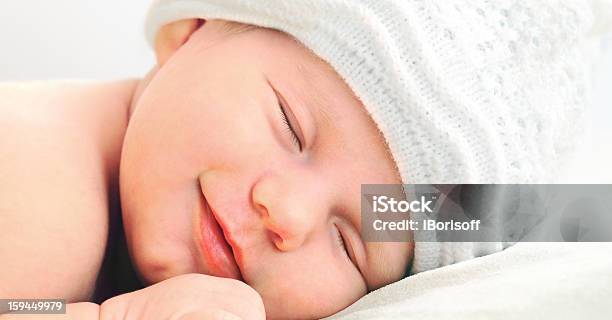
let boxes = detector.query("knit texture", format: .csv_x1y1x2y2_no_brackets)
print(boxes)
143,0,607,274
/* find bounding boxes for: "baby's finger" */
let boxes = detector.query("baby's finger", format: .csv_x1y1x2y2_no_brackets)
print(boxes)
177,309,242,320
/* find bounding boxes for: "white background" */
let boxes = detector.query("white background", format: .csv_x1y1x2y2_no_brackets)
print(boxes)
0,0,154,80
0,0,610,182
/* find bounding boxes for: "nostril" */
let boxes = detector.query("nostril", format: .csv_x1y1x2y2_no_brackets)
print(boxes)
267,230,283,249
255,202,269,219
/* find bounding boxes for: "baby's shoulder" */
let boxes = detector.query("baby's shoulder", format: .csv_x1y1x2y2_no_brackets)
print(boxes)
0,79,136,129
0,79,137,302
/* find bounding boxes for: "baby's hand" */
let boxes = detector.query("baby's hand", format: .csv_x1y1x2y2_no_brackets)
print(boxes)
99,273,265,320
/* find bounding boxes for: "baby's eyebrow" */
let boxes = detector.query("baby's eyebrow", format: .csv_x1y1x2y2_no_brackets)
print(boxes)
292,60,335,130
219,20,258,37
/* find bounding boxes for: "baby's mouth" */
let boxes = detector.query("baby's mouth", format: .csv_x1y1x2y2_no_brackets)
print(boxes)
196,193,242,280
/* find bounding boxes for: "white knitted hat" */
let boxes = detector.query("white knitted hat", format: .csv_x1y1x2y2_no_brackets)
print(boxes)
143,0,609,274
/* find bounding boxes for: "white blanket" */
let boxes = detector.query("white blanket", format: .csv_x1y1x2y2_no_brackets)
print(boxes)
328,243,612,319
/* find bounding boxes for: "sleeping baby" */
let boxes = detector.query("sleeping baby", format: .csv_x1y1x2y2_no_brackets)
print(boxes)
0,0,599,319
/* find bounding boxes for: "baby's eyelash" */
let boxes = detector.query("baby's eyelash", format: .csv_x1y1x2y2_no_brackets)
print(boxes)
335,225,363,277
278,103,302,151
335,225,350,258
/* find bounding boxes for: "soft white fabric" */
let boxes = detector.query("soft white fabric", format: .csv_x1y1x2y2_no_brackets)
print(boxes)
326,243,612,319
143,0,610,273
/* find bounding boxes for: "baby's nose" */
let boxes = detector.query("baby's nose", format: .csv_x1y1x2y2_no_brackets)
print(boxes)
251,172,327,251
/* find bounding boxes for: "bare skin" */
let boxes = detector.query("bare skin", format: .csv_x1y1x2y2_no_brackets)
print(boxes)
0,78,265,320
0,19,412,319
0,79,134,298
0,80,135,318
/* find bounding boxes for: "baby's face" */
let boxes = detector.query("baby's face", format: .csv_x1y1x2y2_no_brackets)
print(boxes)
120,20,412,319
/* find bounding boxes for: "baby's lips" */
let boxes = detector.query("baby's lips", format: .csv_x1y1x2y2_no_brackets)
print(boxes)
196,193,242,280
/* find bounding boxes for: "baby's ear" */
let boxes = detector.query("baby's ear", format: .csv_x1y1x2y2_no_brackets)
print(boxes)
154,19,204,66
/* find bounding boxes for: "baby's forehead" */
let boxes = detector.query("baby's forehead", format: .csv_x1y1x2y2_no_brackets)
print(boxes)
212,20,326,68
200,19,396,155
